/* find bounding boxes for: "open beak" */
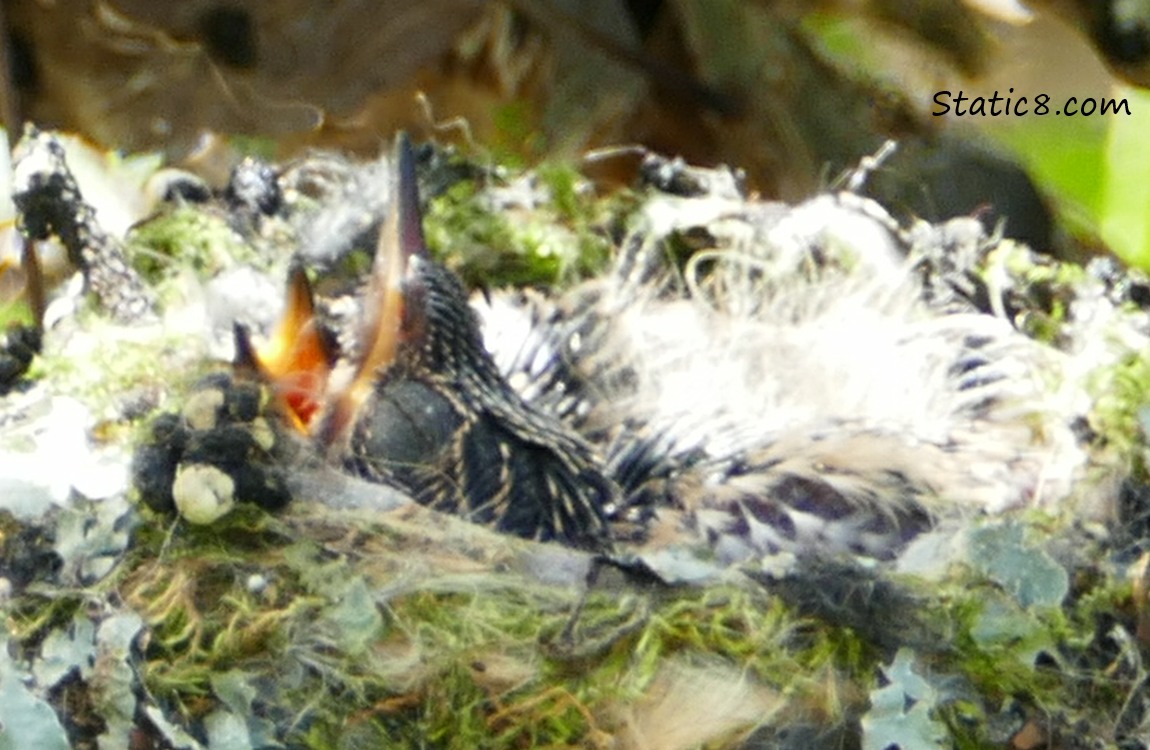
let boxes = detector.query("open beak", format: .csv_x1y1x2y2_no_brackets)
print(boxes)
236,133,429,445
315,132,431,450
234,266,336,433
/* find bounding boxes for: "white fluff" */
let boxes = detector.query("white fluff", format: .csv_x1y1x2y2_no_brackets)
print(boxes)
477,191,1096,560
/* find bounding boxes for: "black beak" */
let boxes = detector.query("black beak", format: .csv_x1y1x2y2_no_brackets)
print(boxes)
317,132,429,449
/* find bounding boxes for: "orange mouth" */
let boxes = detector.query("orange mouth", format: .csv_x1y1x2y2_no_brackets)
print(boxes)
234,266,336,433
236,133,430,447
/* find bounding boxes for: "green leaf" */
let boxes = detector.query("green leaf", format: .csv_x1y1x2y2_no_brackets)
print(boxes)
1099,85,1150,269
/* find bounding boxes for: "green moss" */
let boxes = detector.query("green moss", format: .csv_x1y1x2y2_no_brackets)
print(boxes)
880,541,1144,746
96,502,893,746
6,484,1140,747
536,160,621,277
535,162,585,223
950,609,1058,700
423,164,617,290
1090,349,1150,474
6,594,85,656
126,206,259,281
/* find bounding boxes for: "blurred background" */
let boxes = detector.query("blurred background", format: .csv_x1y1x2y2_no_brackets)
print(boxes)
3,0,1150,265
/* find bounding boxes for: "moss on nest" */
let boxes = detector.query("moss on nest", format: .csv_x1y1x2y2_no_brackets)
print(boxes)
422,161,621,290
126,205,260,282
79,502,890,747
15,494,1110,748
